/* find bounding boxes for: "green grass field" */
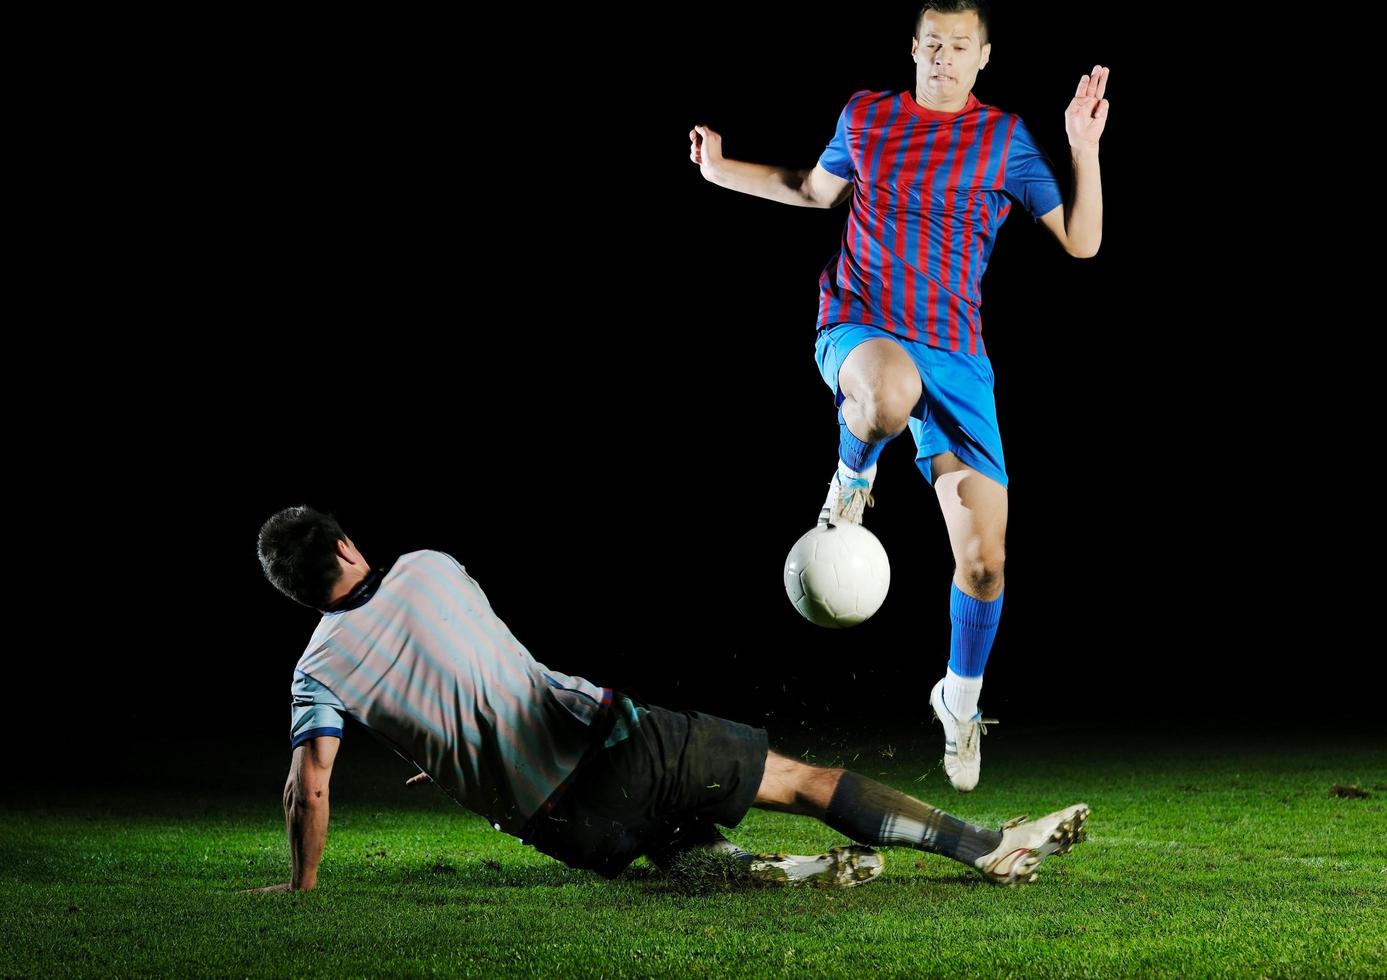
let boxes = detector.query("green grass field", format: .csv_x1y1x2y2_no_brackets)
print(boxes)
3,723,1383,977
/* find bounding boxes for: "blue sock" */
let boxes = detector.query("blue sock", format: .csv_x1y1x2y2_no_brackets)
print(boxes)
838,403,892,473
947,580,1003,678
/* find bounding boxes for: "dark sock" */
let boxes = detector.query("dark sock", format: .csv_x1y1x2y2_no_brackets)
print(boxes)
823,771,1002,866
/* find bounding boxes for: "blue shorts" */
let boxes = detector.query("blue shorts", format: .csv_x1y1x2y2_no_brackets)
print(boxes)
813,322,1009,489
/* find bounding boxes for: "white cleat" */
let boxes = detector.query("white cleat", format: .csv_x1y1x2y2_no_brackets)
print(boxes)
928,676,996,793
818,465,877,527
748,845,885,888
973,803,1090,887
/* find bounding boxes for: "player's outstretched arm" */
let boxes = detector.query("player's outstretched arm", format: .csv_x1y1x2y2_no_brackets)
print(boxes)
689,124,851,209
284,737,337,890
240,737,340,893
1058,65,1108,258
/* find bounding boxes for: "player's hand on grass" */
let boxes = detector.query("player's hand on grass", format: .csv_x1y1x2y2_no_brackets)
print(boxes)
689,124,724,180
405,771,432,786
1065,65,1109,149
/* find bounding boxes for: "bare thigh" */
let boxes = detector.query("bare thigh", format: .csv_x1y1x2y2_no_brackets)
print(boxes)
931,452,1007,597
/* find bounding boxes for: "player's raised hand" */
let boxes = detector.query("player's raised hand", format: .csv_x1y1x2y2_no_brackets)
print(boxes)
405,771,432,786
1065,65,1109,149
689,124,725,180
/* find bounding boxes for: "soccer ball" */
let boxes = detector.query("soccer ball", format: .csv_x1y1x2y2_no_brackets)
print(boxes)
783,523,890,628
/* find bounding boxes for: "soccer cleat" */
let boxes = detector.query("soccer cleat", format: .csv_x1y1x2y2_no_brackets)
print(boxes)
748,844,885,888
973,803,1090,887
646,825,752,871
928,676,997,793
818,466,876,527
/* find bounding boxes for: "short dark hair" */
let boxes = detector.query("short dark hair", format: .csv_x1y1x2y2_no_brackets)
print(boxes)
257,505,349,608
914,1,991,47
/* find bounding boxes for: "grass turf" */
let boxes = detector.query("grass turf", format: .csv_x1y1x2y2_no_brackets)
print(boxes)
2,724,1383,977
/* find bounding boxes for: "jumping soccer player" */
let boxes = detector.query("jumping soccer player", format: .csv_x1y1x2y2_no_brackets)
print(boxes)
688,1,1107,791
245,506,1089,893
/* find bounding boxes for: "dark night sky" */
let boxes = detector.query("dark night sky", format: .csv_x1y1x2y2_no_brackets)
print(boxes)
25,8,1371,757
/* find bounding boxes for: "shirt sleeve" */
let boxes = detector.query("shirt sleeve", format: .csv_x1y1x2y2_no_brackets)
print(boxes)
816,100,856,181
290,670,346,748
1003,115,1064,223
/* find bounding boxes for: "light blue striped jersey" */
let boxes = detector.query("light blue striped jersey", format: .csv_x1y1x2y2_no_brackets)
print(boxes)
289,549,628,834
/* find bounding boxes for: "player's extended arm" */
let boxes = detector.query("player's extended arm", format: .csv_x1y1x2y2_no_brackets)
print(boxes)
283,736,339,891
240,736,340,894
689,124,852,209
1044,65,1109,259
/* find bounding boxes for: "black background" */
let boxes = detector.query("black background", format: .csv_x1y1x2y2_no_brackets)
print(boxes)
28,7,1371,758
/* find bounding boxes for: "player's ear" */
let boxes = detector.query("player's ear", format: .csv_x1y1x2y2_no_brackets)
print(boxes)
979,42,990,70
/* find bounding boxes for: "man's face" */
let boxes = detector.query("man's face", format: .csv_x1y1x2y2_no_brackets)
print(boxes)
912,11,990,98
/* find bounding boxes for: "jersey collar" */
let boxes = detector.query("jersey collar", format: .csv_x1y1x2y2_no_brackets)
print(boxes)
900,88,980,120
321,555,398,613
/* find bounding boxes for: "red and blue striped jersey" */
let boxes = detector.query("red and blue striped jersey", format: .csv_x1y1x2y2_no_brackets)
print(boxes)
816,89,1064,355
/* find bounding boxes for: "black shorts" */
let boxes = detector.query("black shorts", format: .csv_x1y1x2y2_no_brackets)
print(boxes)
518,695,769,878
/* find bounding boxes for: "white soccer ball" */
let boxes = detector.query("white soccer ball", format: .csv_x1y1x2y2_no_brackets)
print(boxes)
783,523,890,628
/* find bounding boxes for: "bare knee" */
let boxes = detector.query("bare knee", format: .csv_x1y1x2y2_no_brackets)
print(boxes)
934,463,1008,599
840,341,922,438
958,546,1005,597
847,381,920,438
755,751,845,816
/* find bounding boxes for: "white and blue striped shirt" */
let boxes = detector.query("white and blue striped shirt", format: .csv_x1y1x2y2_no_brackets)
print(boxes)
289,549,635,834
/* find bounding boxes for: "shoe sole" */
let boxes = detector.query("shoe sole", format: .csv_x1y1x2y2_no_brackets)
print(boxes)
749,845,885,888
817,512,865,528
987,805,1090,887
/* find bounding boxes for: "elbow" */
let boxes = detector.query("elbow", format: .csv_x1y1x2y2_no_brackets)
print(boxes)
1075,231,1101,258
791,168,833,209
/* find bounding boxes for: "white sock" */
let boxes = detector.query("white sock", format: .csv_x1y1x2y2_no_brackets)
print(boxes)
838,458,878,485
942,668,983,720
